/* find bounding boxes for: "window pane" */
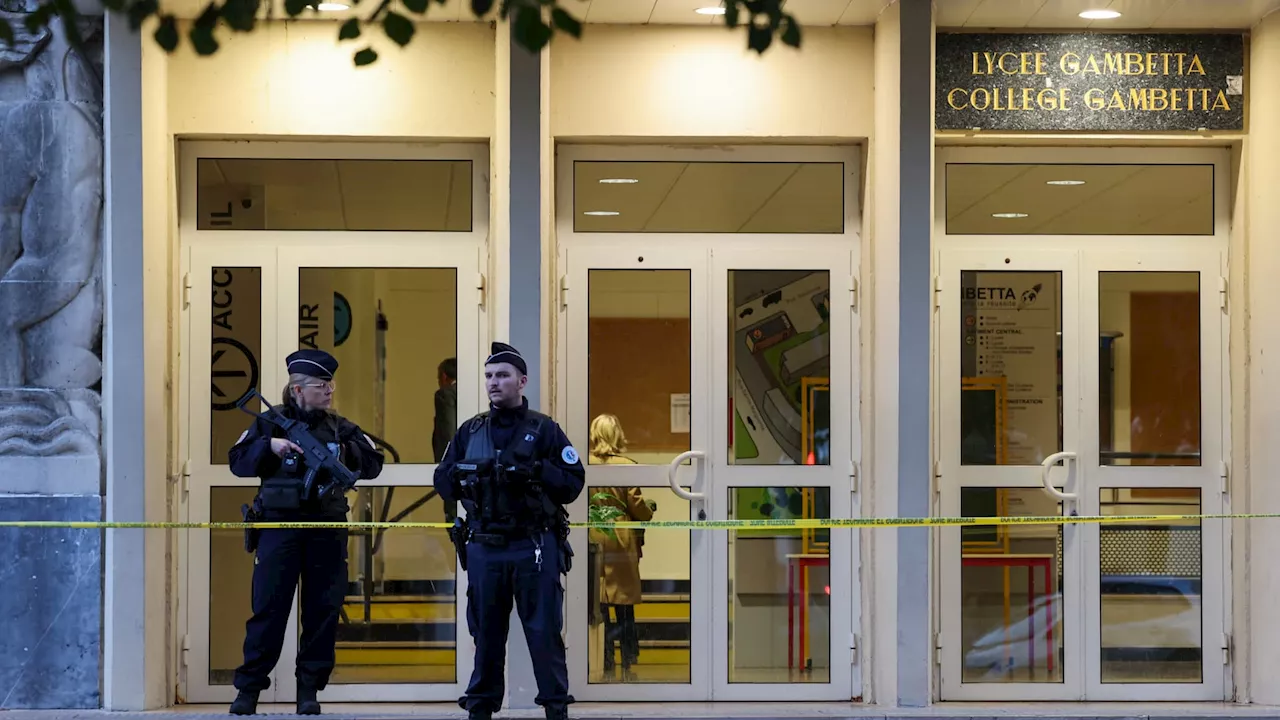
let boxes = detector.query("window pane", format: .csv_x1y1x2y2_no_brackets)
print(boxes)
960,487,1064,684
960,271,1063,466
588,270,690,466
197,159,472,231
211,267,262,465
297,268,457,465
945,164,1213,236
574,161,843,233
728,487,830,684
729,270,831,466
1099,272,1201,467
1100,488,1202,684
332,486,457,684
209,486,259,684
586,487,690,684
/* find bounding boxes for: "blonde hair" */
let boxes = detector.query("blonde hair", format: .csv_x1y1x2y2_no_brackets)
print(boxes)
281,372,325,407
589,413,628,459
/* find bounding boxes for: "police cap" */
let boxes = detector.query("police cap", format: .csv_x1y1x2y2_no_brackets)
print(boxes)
485,342,527,376
286,349,339,380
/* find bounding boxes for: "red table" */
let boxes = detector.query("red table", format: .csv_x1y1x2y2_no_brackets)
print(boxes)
960,553,1056,677
787,553,830,671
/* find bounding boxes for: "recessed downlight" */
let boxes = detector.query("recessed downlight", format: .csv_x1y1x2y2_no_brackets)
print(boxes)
1079,9,1121,19
316,2,349,9
1046,179,1086,186
992,212,1029,219
583,210,620,216
598,178,639,184
695,6,725,15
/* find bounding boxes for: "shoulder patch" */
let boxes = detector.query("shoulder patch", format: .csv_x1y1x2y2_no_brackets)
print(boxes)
236,430,249,444
561,446,579,465
363,433,376,448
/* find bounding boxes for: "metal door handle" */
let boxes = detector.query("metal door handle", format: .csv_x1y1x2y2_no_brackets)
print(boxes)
1039,451,1078,501
667,450,706,501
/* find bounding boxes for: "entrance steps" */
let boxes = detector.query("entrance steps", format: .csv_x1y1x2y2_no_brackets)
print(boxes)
5,703,1280,720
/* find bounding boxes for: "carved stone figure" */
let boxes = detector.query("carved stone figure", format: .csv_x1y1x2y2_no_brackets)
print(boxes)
0,0,104,464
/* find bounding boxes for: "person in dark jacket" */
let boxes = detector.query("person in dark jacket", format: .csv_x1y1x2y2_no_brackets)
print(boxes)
227,349,385,716
433,357,458,519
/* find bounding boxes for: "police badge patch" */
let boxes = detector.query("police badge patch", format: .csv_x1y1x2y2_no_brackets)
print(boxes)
561,446,579,464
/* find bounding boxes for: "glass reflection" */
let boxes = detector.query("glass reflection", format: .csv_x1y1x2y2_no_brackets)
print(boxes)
587,486,690,684
211,267,262,465
331,486,456,684
587,270,691,466
728,487,830,684
960,271,1063,466
728,271,832,466
297,267,457,465
1100,489,1202,684
960,487,1063,684
1098,272,1201,467
209,486,260,684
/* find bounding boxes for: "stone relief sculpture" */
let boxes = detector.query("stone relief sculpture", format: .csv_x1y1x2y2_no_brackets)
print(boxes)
0,0,104,461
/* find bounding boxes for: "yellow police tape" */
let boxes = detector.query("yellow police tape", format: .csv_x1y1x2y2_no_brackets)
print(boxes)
0,512,1273,531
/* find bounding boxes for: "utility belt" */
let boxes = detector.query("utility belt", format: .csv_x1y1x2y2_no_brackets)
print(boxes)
241,475,346,554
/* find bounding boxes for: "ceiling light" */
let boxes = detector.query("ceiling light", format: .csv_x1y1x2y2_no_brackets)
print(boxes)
695,6,725,15
583,211,620,216
992,212,1029,219
1046,179,1086,186
598,178,639,184
1079,9,1121,19
316,2,349,9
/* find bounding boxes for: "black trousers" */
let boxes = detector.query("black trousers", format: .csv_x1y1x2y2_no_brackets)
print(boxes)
234,527,349,693
603,604,639,670
460,531,573,712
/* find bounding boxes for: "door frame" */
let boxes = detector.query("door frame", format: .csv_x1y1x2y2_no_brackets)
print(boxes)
553,143,864,701
176,139,490,704
932,145,1233,702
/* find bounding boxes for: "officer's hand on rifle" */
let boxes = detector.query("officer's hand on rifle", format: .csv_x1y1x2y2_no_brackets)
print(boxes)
270,438,304,457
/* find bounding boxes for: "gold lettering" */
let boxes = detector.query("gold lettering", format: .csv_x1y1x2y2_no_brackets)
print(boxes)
1128,88,1148,111
971,88,991,110
1106,53,1123,74
1212,90,1230,110
1061,52,1080,75
1176,52,1187,74
1200,88,1211,110
1146,52,1159,75
1189,54,1206,75
972,52,981,75
1034,52,1046,74
1084,88,1105,110
1171,88,1182,111
1125,53,1144,75
1149,88,1168,111
1084,54,1102,75
997,52,1020,74
1107,90,1126,110
948,87,968,109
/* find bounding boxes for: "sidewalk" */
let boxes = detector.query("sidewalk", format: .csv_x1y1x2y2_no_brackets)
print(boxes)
5,703,1280,720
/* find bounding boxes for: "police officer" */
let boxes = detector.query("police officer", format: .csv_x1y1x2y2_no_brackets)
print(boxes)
434,342,585,720
227,349,385,716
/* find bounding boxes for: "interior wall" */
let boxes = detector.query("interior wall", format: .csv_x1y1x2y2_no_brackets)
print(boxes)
550,25,874,140
166,20,495,138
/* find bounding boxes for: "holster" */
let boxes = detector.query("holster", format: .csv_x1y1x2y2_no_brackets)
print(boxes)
241,502,262,554
448,516,469,572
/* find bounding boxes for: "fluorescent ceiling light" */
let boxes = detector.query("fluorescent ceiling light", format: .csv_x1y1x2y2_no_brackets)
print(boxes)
598,178,639,184
1079,9,1121,19
695,6,725,15
316,2,349,9
1046,179,1086,186
583,211,620,216
992,212,1029,219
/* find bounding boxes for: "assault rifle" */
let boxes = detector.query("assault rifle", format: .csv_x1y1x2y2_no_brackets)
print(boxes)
235,388,359,502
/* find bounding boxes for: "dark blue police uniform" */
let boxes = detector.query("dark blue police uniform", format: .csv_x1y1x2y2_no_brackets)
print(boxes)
227,349,385,716
434,343,585,720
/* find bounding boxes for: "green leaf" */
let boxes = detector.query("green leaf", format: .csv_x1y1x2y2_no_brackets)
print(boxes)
338,17,361,39
747,22,771,53
153,14,179,51
723,0,739,27
512,4,551,52
381,10,414,45
403,0,428,12
354,46,378,65
221,0,260,32
127,0,159,29
284,0,310,16
469,0,493,16
780,13,800,47
0,18,13,46
550,7,580,37
189,22,220,54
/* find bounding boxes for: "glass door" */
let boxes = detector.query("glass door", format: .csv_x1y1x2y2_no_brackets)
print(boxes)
938,244,1227,701
563,242,858,702
184,239,483,705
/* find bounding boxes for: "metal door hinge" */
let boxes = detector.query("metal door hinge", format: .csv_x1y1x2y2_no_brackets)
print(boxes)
559,275,569,309
933,275,942,310
934,632,943,664
850,632,859,664
1220,276,1228,311
182,273,192,310
477,273,486,307
1220,461,1229,495
179,459,190,497
850,461,859,493
181,634,190,668
850,277,858,311
1223,632,1232,665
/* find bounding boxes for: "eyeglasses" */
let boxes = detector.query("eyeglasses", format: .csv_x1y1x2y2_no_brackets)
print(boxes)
302,381,335,392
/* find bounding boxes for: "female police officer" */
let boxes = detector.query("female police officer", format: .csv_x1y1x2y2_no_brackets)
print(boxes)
227,349,385,716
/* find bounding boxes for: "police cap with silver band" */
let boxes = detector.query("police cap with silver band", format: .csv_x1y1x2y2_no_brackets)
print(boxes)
485,341,527,376
286,349,339,380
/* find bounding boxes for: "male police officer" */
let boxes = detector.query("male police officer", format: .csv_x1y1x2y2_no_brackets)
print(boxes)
434,342,585,720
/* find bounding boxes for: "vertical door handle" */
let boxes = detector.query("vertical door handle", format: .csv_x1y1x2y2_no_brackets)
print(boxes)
667,450,706,501
1039,451,1079,505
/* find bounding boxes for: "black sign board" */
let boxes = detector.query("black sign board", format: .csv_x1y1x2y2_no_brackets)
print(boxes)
936,33,1245,132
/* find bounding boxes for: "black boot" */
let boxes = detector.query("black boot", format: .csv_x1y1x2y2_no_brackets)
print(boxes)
229,690,259,715
297,686,321,715
467,709,492,720
545,706,569,720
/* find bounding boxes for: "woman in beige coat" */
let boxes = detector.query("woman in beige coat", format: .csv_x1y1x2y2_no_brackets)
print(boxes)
588,414,655,680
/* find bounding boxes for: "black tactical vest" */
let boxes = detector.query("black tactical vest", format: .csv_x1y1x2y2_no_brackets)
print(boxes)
460,413,552,533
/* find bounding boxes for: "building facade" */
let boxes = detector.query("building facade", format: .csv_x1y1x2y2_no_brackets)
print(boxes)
5,0,1280,711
